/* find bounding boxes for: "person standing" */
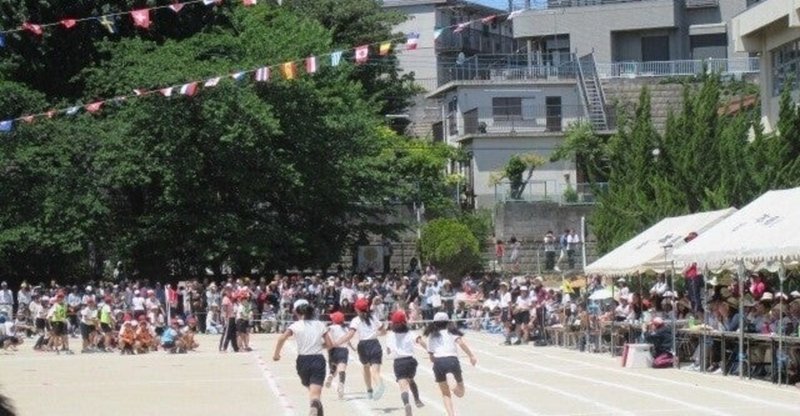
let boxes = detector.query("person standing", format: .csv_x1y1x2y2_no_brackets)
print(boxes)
543,231,556,271
273,300,333,416
567,229,581,270
382,238,393,276
555,230,569,272
16,283,32,317
508,236,521,273
219,286,239,352
494,239,505,272
0,282,13,318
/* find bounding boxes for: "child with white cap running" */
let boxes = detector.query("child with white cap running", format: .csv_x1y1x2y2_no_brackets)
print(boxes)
421,311,477,416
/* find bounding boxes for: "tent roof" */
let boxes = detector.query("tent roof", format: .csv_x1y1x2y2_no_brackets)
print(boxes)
673,188,800,271
585,208,737,276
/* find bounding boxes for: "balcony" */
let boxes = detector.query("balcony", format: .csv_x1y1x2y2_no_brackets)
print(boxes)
435,53,579,90
543,0,662,8
447,104,589,140
435,28,517,54
685,0,719,8
595,57,760,79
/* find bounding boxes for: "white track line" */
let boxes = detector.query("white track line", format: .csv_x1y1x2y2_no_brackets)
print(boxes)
468,338,734,416
249,341,297,416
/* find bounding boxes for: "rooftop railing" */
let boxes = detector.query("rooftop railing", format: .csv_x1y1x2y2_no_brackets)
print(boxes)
437,53,580,87
595,57,760,79
539,0,664,9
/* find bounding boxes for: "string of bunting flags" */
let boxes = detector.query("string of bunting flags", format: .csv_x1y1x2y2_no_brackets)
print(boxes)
0,7,525,132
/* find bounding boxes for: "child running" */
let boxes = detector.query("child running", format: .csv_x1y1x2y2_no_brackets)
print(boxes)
386,310,424,416
324,311,350,399
422,312,477,416
273,299,333,416
335,297,386,400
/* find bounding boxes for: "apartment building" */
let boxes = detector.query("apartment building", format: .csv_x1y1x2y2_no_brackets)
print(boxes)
732,0,796,131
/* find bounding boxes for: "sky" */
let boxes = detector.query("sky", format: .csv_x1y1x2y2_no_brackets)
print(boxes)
472,0,537,11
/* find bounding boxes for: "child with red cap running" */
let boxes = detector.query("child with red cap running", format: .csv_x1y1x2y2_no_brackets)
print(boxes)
324,311,351,399
386,310,424,415
335,297,386,400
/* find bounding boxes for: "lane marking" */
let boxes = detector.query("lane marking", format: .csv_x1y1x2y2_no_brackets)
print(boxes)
250,341,297,416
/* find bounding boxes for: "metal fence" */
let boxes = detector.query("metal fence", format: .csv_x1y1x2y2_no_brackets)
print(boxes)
493,181,608,205
455,104,588,137
437,53,580,86
595,57,760,79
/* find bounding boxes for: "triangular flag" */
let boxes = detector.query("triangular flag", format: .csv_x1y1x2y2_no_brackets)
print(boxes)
179,82,198,97
379,42,392,56
160,87,173,97
133,89,145,96
255,67,270,82
243,0,257,6
453,22,469,34
169,3,184,13
46,110,56,119
281,62,296,80
507,10,522,20
98,16,117,34
481,15,497,24
433,28,444,40
86,101,103,113
21,115,35,124
0,120,13,132
0,34,5,48
204,77,221,87
405,33,419,50
131,9,151,29
22,22,43,36
305,56,317,74
203,0,217,5
66,106,80,116
60,19,77,29
231,72,246,81
331,51,343,67
354,45,369,64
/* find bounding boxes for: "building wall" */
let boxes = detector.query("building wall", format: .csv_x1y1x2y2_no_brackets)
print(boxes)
494,202,595,241
389,4,440,83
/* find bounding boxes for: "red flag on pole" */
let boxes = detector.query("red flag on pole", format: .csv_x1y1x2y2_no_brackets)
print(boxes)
131,9,151,29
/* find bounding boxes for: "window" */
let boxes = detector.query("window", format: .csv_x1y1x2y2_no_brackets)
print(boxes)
772,39,800,96
492,97,522,121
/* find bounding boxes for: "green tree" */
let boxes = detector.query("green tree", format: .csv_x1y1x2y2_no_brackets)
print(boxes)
419,218,481,279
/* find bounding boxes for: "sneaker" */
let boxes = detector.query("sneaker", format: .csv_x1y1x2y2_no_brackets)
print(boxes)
712,368,724,375
404,403,413,416
373,382,385,400
337,383,344,399
367,390,373,400
415,400,424,408
324,375,333,388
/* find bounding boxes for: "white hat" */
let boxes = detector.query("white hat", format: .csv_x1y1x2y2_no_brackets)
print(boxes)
134,290,140,295
761,292,774,301
617,278,626,283
293,299,309,311
520,286,529,291
131,321,139,327
662,291,675,298
85,285,93,292
791,291,800,298
433,312,449,322
41,296,50,301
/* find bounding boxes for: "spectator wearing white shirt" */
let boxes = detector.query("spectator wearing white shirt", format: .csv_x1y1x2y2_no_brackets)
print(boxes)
0,282,14,318
131,290,146,320
17,283,32,317
513,286,534,344
566,229,581,269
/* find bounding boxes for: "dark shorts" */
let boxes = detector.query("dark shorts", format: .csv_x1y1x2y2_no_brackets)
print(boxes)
51,321,66,336
393,356,418,381
500,308,511,323
357,339,382,365
236,319,249,333
100,323,113,333
432,356,462,383
35,318,46,331
328,347,349,373
296,354,327,387
162,341,176,349
80,323,95,340
514,310,531,325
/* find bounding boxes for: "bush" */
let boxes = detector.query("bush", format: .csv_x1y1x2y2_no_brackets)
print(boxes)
420,218,481,279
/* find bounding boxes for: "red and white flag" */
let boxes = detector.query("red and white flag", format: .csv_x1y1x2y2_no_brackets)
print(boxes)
131,9,151,29
60,19,77,29
169,3,185,13
22,22,43,36
179,82,198,97
242,0,257,6
255,67,270,82
305,56,317,74
355,45,369,64
85,101,103,113
406,32,419,50
160,87,173,97
481,15,497,24
204,77,221,87
453,22,469,34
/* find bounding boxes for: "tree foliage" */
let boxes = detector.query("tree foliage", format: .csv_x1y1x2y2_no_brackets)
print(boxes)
419,218,481,279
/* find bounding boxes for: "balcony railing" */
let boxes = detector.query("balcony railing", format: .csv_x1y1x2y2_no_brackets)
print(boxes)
493,180,609,205
437,53,580,87
448,104,588,138
541,0,663,8
435,28,517,54
595,57,760,79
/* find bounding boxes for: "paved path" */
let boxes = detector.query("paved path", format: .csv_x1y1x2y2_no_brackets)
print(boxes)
1,332,798,415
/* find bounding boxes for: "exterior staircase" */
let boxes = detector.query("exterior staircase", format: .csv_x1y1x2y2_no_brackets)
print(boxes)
577,53,610,131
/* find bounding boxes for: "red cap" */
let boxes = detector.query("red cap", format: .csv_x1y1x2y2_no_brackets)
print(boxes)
137,315,147,322
329,312,345,325
390,310,407,325
354,298,370,312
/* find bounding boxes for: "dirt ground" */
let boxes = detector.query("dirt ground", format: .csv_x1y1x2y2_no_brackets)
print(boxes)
1,332,798,416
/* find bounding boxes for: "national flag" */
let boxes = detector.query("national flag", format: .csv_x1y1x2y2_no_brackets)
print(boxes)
66,106,80,116
331,51,343,67
433,28,443,40
131,9,151,29
169,3,185,13
354,45,369,64
204,77,221,87
281,62,296,80
22,22,43,36
453,22,469,34
243,0,257,6
0,120,13,132
507,10,523,20
379,42,391,56
481,15,497,24
305,56,317,74
160,87,173,97
133,89,145,96
405,32,419,50
98,16,117,34
60,19,77,29
179,82,198,97
255,67,270,82
231,72,246,81
86,101,103,113
46,110,56,119
21,115,35,124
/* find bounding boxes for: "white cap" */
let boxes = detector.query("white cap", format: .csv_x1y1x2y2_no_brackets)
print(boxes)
520,286,529,291
134,290,140,295
293,299,309,311
86,286,93,292
433,312,449,322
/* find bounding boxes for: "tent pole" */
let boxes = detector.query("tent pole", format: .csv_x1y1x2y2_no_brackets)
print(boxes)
778,258,785,385
701,265,710,374
670,259,677,367
581,216,587,270
737,261,745,379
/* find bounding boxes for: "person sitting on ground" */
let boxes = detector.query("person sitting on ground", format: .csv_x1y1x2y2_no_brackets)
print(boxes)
161,320,184,353
0,315,23,352
182,318,199,351
645,317,673,368
119,320,137,355
135,316,157,353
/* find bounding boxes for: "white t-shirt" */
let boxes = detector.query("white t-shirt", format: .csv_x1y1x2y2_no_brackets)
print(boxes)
427,330,461,358
289,320,328,356
499,292,512,308
145,298,161,311
483,298,499,311
30,302,46,320
387,331,419,359
349,315,382,341
80,307,97,325
132,296,146,311
328,324,348,343
515,293,533,310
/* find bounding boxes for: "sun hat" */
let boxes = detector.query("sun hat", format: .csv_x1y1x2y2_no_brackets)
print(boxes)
329,312,345,325
761,292,774,301
433,312,449,322
293,299,309,311
354,298,370,312
391,310,408,325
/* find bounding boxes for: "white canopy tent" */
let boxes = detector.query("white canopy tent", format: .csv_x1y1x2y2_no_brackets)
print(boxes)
673,188,800,271
585,208,737,276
